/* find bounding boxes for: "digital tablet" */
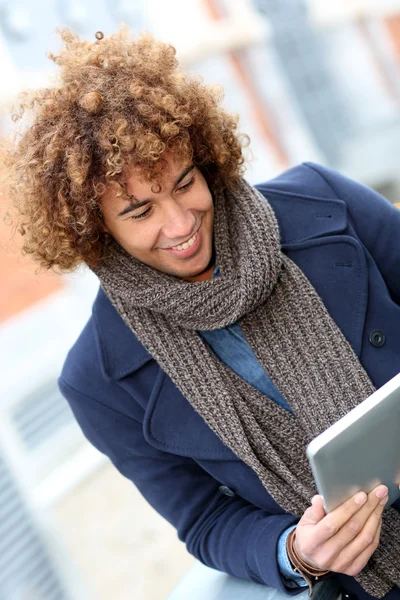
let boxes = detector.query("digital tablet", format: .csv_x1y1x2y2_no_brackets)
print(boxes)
306,372,400,513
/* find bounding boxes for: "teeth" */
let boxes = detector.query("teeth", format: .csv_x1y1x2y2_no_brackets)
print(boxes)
174,231,197,251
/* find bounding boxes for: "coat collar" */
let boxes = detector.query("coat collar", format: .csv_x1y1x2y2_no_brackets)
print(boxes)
255,185,347,248
93,191,347,381
92,286,152,381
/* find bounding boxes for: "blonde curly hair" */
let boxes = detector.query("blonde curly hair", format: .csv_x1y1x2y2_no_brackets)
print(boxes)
4,27,248,271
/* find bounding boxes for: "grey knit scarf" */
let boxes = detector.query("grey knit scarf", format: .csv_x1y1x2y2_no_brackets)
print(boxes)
95,179,400,598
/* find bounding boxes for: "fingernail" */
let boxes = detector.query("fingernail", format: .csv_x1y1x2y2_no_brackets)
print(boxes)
376,486,388,499
355,492,367,504
380,495,389,506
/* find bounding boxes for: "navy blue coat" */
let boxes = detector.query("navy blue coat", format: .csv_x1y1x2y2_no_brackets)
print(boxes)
59,162,400,600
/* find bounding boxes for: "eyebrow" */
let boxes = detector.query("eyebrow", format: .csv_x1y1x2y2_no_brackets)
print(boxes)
117,164,195,219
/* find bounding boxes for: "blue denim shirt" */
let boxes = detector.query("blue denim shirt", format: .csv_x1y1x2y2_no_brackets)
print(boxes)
200,322,291,411
198,267,306,588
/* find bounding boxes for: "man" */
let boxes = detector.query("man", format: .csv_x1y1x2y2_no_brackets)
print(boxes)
6,28,400,600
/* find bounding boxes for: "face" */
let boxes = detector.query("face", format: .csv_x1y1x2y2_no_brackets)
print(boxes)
101,153,214,280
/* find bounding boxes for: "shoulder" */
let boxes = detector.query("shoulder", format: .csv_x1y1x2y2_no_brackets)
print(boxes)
255,162,392,243
60,306,105,397
256,161,394,218
60,286,150,397
255,162,352,246
256,161,369,204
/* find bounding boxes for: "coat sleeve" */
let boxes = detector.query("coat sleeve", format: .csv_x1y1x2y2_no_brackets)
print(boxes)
303,162,400,304
58,376,300,592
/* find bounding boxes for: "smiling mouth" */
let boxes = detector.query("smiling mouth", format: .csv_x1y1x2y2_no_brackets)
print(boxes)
168,228,199,251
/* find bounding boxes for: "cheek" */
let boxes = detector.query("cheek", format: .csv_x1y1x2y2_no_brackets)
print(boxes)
206,194,214,219
197,186,213,213
127,223,160,253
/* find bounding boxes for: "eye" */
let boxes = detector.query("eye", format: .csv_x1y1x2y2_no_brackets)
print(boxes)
130,206,153,220
177,176,195,193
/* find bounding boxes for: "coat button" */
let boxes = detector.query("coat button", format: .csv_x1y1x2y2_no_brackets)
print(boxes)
369,330,386,348
219,485,236,497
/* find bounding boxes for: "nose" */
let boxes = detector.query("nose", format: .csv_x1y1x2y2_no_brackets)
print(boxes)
162,199,196,243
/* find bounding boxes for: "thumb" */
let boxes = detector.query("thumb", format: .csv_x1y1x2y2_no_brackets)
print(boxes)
300,495,326,526
310,495,326,521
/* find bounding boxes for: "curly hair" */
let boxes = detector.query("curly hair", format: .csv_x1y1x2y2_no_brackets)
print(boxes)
4,27,249,272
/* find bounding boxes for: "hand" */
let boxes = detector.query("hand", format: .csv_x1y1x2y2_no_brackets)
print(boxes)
294,485,388,577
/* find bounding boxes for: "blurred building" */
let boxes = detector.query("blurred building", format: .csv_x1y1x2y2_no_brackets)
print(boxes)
254,0,354,164
1,1,400,599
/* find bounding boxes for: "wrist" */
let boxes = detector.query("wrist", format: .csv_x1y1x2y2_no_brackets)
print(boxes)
286,528,330,597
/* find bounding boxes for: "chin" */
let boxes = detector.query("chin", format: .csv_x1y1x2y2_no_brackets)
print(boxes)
180,256,214,280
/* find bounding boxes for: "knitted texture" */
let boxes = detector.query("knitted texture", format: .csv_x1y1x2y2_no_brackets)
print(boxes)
95,179,400,597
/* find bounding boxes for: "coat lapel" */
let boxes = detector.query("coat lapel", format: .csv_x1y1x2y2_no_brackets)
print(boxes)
285,236,368,357
142,368,240,460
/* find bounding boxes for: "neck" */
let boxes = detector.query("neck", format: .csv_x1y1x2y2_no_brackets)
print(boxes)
184,263,214,282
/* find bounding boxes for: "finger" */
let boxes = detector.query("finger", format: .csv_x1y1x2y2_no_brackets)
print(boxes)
325,485,387,550
296,491,368,563
341,495,386,567
314,485,387,544
298,495,327,527
311,495,327,521
301,489,386,570
328,491,386,574
341,517,382,577
313,490,368,543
